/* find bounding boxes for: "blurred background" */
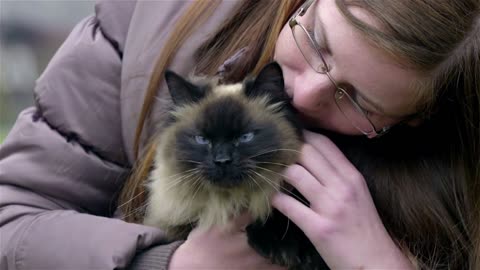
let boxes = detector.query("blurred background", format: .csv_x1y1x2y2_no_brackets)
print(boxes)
0,1,94,143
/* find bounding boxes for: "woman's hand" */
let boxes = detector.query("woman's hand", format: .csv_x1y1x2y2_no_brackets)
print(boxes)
272,130,414,269
168,213,286,270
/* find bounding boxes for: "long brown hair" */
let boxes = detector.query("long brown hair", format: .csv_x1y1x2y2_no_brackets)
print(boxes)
120,0,480,268
335,0,479,268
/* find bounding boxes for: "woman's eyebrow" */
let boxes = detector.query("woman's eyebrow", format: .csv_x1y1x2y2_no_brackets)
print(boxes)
314,11,391,116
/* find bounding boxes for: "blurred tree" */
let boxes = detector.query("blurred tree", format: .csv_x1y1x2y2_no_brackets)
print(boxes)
0,1,93,143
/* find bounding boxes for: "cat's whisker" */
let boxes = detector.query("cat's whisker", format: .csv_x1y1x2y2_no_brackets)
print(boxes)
248,169,302,237
163,169,201,193
176,159,202,165
162,175,193,194
255,161,290,167
155,168,202,192
122,168,200,212
163,167,201,181
124,170,202,220
124,174,201,225
254,166,310,206
246,170,269,199
184,174,204,226
188,174,204,208
253,165,287,179
246,148,301,160
246,170,271,222
249,170,281,194
243,172,255,190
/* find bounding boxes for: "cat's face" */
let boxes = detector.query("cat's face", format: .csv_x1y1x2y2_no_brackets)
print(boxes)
163,62,301,189
174,95,287,187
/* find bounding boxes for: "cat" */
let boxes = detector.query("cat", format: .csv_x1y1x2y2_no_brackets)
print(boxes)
142,62,328,270
143,62,301,234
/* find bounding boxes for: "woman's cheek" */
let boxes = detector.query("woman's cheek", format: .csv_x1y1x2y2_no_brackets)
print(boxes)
274,25,303,71
275,27,308,101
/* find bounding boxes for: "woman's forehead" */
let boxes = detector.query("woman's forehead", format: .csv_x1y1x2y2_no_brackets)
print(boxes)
318,0,422,116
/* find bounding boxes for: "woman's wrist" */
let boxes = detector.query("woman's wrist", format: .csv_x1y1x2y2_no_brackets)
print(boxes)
367,239,417,270
127,241,184,270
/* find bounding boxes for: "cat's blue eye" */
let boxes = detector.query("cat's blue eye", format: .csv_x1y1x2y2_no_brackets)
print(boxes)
238,132,254,143
194,135,210,145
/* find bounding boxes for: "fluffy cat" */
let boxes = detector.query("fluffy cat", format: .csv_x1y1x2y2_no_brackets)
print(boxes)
143,62,298,234
143,62,327,270
142,62,328,270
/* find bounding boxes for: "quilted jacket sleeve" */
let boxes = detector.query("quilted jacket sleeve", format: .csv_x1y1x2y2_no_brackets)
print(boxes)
0,2,181,270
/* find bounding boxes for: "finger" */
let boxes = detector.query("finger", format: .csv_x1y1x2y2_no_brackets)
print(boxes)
303,131,359,179
304,130,354,169
272,192,327,240
303,131,341,155
284,164,325,202
297,143,340,187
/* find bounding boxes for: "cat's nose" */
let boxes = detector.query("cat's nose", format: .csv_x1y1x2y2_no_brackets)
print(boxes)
214,155,232,165
213,144,234,165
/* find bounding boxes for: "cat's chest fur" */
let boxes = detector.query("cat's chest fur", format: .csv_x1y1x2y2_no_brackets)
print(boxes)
144,149,280,233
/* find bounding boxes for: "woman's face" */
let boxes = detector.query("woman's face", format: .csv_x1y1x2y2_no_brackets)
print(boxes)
274,0,422,135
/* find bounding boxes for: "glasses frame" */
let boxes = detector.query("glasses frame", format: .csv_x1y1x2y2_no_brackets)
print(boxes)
289,0,390,138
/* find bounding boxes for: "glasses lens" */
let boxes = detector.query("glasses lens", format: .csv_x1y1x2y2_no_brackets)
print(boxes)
292,24,327,73
334,89,376,134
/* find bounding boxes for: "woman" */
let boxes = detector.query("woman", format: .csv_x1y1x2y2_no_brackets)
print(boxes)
0,0,478,269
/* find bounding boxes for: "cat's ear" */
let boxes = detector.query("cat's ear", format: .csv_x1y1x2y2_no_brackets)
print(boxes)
245,62,287,102
165,71,206,105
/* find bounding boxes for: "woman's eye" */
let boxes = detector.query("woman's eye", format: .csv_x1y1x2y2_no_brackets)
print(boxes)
340,85,376,117
194,135,209,145
307,29,321,49
307,28,326,52
238,132,255,143
362,109,373,117
354,95,377,117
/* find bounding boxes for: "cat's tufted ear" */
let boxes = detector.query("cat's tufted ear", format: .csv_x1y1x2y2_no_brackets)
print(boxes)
245,62,287,103
165,71,206,106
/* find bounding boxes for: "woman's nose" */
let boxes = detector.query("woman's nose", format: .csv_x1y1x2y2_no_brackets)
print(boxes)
290,70,336,111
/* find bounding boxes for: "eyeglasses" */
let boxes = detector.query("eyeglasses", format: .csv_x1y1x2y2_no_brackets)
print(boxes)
289,0,390,138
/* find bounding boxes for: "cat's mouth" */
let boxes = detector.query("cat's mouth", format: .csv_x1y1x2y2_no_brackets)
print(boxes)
202,166,248,189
